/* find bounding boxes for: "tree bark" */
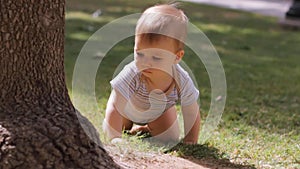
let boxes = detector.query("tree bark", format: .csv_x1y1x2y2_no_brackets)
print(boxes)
0,0,119,168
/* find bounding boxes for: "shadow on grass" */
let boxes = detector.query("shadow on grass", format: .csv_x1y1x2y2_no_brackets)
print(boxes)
166,143,256,169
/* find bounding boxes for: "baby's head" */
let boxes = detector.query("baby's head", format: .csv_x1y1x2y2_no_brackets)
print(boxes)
134,4,188,76
135,3,188,53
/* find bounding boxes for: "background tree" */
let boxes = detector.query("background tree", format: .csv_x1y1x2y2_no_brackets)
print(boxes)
0,0,119,168
286,0,300,18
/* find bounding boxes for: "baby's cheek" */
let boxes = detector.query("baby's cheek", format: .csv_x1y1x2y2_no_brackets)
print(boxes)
135,60,142,70
154,63,171,71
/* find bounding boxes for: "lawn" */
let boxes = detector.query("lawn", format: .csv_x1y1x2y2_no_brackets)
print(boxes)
65,0,300,168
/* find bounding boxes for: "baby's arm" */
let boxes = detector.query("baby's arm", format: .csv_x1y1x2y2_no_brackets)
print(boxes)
103,89,127,141
181,101,201,144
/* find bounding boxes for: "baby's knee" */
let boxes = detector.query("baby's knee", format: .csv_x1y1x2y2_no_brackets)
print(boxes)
151,126,180,142
167,131,180,142
159,131,180,142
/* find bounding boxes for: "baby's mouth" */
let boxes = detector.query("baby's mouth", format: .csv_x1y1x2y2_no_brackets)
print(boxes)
142,69,152,73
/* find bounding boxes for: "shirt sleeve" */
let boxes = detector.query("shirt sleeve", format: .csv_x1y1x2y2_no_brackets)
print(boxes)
176,66,199,106
110,62,138,100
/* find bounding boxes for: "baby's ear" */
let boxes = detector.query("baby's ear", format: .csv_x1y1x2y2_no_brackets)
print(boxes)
174,50,184,64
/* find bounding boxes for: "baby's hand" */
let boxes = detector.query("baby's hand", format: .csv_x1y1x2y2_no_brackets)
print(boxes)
183,141,197,145
183,138,198,145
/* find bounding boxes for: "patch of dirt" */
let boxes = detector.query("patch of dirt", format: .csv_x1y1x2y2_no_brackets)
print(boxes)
105,144,255,169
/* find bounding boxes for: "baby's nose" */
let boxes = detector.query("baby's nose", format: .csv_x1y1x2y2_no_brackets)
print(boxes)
141,57,152,67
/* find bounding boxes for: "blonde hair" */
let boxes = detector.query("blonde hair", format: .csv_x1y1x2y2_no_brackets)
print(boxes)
135,3,188,49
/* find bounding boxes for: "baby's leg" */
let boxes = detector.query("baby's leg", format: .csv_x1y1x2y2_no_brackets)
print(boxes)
148,106,180,142
122,116,133,130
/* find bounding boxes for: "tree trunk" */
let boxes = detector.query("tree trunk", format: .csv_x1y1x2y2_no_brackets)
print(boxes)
286,0,300,18
0,0,119,168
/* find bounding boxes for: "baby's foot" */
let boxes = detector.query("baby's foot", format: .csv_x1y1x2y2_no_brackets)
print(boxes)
129,125,150,135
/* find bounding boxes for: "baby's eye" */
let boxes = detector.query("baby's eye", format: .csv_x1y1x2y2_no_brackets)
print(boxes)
136,52,144,57
152,56,162,61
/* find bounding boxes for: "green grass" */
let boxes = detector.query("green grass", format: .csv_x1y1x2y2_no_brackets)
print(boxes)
65,0,300,168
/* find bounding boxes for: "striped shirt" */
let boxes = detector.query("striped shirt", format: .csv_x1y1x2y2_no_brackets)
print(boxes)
110,61,199,124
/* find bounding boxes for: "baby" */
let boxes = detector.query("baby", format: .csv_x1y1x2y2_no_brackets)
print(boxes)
103,3,200,144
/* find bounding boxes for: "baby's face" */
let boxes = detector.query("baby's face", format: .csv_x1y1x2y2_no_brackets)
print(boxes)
134,36,180,78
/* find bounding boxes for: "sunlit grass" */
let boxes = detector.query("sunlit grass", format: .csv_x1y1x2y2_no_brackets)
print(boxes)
210,124,300,168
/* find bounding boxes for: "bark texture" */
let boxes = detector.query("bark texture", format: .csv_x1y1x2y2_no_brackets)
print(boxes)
0,0,120,168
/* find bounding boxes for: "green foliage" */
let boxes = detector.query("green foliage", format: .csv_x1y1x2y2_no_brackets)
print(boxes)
65,0,300,168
